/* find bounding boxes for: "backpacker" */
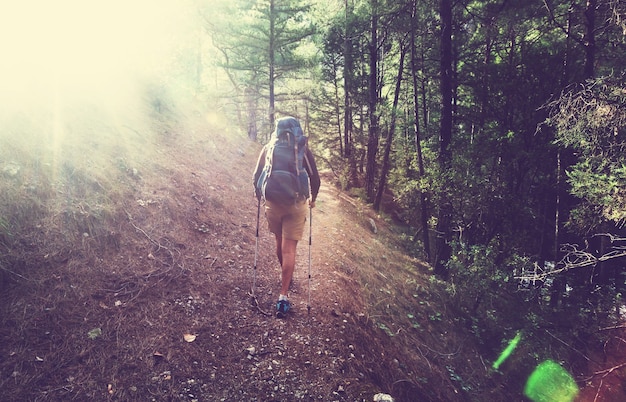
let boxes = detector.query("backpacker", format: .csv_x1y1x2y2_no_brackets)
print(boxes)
256,117,311,205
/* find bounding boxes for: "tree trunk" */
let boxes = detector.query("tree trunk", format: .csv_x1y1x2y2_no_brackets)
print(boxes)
268,0,276,128
552,0,598,305
551,150,565,307
479,23,493,128
365,0,380,203
434,0,453,278
560,2,573,87
550,4,575,306
410,0,431,262
583,0,596,80
246,87,258,141
420,43,428,131
374,40,406,212
332,61,343,157
344,0,353,160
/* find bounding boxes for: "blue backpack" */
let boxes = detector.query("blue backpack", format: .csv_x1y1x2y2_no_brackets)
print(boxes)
257,117,311,205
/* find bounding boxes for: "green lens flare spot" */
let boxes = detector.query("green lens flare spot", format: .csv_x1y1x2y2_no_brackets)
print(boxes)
524,360,579,402
492,331,522,371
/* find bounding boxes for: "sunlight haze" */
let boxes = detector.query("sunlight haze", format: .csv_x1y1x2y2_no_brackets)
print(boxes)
0,0,190,111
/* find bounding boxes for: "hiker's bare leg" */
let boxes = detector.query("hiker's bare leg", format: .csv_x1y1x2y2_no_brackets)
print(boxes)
279,238,298,296
274,234,283,265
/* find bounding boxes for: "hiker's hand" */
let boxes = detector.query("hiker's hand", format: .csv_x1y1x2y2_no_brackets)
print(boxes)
309,200,315,209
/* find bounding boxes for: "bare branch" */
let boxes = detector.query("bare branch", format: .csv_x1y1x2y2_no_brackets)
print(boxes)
599,324,626,331
591,362,626,379
515,234,626,282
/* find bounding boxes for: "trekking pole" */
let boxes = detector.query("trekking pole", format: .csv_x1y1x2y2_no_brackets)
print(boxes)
253,197,261,298
307,205,312,315
250,198,271,317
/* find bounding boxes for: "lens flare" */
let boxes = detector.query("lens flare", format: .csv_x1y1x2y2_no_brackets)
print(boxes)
524,360,579,402
492,331,522,371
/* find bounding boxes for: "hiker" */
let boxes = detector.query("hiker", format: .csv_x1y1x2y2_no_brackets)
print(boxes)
253,116,321,316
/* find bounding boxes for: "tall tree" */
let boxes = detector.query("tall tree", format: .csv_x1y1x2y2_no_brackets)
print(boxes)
543,0,600,305
410,0,431,261
583,0,597,79
205,0,315,138
320,25,345,156
365,0,381,202
344,0,354,159
263,0,316,128
374,37,407,211
433,0,453,277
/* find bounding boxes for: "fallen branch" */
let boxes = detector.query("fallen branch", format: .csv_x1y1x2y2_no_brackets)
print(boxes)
592,361,626,379
249,293,272,316
546,330,591,362
600,324,626,331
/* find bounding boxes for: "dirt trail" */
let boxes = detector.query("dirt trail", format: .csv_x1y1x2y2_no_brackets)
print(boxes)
254,178,364,314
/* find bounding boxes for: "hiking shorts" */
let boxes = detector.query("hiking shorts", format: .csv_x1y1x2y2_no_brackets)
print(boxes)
264,200,308,241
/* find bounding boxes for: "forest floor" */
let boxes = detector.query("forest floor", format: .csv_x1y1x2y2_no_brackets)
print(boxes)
1,100,625,401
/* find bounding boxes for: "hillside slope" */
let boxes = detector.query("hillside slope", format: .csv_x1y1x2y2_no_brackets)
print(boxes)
1,99,525,401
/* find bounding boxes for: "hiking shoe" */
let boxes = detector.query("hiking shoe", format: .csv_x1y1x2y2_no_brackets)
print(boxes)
276,299,291,318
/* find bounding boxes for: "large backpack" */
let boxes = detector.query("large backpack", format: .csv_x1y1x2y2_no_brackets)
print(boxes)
256,117,311,205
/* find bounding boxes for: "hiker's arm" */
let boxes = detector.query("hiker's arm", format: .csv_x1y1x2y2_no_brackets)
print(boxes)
252,147,267,199
304,148,321,203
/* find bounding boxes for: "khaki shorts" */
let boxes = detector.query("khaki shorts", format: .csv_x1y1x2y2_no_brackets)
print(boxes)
265,200,308,241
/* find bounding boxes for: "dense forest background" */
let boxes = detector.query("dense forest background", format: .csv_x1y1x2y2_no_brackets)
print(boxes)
191,0,626,350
